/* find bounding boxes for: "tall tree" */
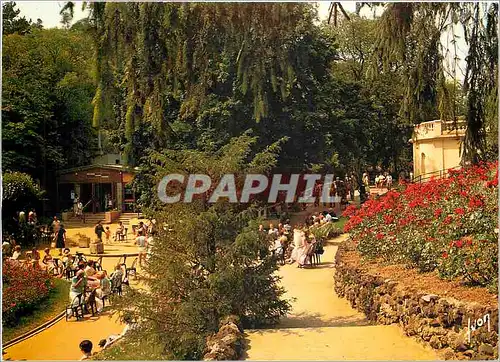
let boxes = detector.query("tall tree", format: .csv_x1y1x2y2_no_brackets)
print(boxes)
2,1,42,35
372,2,498,162
103,135,291,360
2,28,96,204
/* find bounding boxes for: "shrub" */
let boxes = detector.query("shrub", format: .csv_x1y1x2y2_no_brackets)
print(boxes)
344,162,498,291
2,171,44,234
2,261,53,326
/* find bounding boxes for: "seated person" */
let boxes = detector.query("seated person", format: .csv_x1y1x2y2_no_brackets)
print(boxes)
31,247,41,267
85,260,97,277
42,248,54,272
94,271,111,313
10,245,22,260
98,315,136,350
85,260,100,288
2,239,12,257
114,222,125,241
69,270,87,307
110,264,124,291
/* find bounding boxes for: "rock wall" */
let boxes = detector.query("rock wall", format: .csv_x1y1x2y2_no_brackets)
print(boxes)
334,242,498,360
203,315,244,361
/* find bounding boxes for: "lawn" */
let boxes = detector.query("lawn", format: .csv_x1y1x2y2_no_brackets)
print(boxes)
333,216,347,232
2,278,70,343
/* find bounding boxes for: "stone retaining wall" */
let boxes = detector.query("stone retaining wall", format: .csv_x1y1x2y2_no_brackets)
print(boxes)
203,315,244,360
334,242,498,360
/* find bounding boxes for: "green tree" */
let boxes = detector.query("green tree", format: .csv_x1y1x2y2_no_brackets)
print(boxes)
109,135,291,360
370,2,498,162
2,172,44,233
2,2,42,35
2,28,96,201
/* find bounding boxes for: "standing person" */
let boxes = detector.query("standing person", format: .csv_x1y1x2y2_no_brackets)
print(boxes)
362,172,370,193
94,221,105,242
387,173,393,189
350,172,357,201
52,216,60,233
135,230,147,267
76,199,84,221
55,224,66,256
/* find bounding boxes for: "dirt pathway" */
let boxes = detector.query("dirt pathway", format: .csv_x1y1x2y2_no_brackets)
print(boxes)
244,235,439,360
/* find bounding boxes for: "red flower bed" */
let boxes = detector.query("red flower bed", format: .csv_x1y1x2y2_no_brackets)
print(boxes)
344,162,498,291
2,261,54,326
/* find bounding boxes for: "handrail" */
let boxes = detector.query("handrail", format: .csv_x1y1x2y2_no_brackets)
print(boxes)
413,166,461,183
82,200,92,211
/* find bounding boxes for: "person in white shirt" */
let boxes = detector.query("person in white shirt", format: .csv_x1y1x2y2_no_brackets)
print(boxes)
136,231,147,266
386,174,393,189
98,315,136,350
325,213,332,222
268,224,278,237
10,246,22,260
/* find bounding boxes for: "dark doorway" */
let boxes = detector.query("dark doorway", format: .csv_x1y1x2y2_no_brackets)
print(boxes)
94,183,112,212
80,184,92,210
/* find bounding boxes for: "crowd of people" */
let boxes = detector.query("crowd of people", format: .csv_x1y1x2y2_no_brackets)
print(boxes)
261,209,337,268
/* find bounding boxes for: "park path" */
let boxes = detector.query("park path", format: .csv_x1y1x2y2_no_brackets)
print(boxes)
244,235,439,360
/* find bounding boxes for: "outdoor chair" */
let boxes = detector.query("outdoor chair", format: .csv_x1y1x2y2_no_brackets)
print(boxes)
116,228,128,242
111,281,123,296
52,258,63,276
85,289,98,316
306,244,317,268
76,252,87,263
95,256,103,271
126,258,137,278
66,294,86,321
65,266,75,280
313,241,324,266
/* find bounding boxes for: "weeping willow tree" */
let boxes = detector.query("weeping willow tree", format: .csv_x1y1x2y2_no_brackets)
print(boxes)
369,2,498,162
61,2,319,164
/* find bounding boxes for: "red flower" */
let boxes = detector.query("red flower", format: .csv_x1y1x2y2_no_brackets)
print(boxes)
442,252,448,258
468,197,484,209
376,233,385,240
434,208,443,218
454,240,464,248
442,215,453,225
454,208,465,215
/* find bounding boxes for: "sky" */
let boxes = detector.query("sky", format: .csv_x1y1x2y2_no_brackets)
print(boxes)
15,1,341,27
13,1,466,80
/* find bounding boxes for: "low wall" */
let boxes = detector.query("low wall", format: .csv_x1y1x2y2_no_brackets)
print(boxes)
334,242,498,360
203,315,244,361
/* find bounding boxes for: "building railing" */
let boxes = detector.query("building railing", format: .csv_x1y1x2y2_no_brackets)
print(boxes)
441,120,467,133
413,166,461,183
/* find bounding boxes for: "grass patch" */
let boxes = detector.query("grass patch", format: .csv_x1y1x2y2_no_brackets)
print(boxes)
93,333,164,360
333,216,348,232
2,278,70,343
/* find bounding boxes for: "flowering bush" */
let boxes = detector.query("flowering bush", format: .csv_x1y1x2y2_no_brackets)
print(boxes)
2,261,54,326
344,162,498,291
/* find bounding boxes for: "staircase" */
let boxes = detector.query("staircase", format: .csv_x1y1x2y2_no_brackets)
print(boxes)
63,212,106,228
117,212,142,226
63,212,143,229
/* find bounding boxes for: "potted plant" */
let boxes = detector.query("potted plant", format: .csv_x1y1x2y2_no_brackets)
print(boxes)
105,208,121,223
